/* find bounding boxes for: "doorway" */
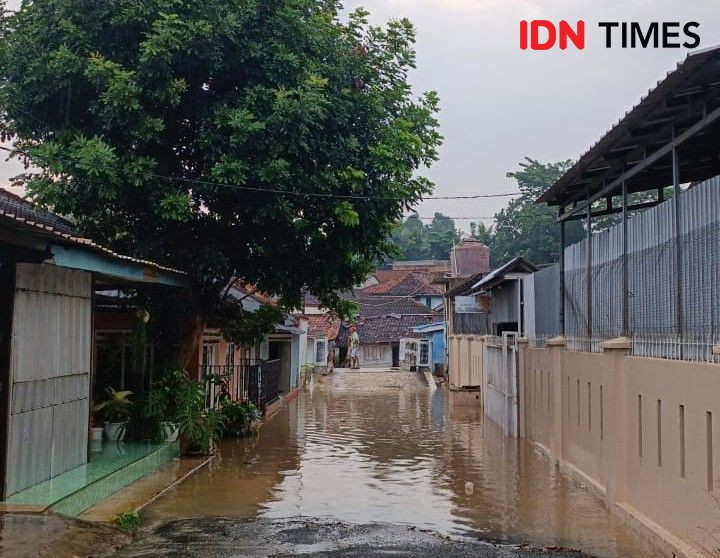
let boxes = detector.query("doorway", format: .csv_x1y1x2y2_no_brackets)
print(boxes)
391,344,400,368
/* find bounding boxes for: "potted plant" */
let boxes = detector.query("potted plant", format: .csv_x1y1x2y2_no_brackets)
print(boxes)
176,377,226,455
94,388,133,442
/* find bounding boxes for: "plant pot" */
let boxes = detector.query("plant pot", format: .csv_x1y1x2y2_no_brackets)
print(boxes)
104,421,126,442
161,421,179,443
91,427,104,442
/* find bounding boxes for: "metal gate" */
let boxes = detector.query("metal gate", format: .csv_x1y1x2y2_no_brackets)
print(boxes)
483,332,518,437
4,264,92,496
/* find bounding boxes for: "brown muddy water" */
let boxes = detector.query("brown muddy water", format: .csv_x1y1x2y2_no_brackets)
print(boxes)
141,370,656,557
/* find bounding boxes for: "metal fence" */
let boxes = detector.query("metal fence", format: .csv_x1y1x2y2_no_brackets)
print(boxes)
201,359,281,413
564,176,720,360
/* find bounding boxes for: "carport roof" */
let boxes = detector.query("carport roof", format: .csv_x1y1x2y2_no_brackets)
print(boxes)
537,45,720,219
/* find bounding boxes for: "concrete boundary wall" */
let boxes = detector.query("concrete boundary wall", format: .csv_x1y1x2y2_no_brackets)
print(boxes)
519,338,720,558
448,334,517,436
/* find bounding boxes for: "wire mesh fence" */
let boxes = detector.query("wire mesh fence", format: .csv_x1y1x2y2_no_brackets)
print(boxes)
562,176,720,361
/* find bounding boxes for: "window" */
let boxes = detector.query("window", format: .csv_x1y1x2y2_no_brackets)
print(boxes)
315,340,327,363
226,342,235,368
202,343,216,368
418,339,431,367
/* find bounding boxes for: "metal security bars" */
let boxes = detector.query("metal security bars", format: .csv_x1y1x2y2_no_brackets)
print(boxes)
202,359,281,412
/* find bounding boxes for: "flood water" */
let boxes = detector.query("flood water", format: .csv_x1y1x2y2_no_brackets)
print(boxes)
143,370,656,557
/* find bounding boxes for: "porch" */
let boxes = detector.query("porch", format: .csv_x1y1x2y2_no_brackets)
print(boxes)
0,441,178,516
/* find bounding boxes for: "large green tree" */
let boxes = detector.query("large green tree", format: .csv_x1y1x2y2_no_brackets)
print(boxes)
471,158,583,267
390,212,458,261
0,0,441,363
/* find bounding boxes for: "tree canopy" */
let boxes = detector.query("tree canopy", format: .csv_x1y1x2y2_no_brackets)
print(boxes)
0,0,441,322
470,158,583,267
391,213,458,261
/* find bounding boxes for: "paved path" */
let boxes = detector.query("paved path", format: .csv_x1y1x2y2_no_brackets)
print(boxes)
107,517,593,557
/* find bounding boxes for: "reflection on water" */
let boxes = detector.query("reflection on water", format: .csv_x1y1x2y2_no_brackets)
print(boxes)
144,371,655,557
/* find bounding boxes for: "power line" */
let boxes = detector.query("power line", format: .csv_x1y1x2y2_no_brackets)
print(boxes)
413,216,495,221
0,144,521,201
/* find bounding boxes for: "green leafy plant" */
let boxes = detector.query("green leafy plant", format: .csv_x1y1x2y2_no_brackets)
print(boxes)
219,401,261,438
1,0,442,372
176,377,226,455
115,510,141,534
93,388,133,424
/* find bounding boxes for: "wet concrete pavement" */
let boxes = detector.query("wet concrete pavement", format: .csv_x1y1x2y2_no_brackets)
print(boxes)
107,517,600,557
2,369,659,557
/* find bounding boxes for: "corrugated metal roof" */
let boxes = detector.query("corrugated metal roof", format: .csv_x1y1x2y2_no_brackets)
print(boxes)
470,257,538,292
538,45,720,207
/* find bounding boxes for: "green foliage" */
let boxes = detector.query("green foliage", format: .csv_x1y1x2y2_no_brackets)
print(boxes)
221,303,285,346
115,511,141,534
469,158,584,267
218,401,261,438
176,376,226,455
0,0,442,322
133,369,187,442
93,388,133,424
391,213,458,261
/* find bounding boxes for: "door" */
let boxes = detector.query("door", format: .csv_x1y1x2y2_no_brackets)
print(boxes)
5,264,92,497
392,344,400,368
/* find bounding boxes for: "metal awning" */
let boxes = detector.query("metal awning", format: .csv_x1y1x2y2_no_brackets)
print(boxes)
537,45,720,222
469,257,538,293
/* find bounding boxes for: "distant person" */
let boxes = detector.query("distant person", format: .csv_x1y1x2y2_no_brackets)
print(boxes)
349,325,360,369
326,325,336,374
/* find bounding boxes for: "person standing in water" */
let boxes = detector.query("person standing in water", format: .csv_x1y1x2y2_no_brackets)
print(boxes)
349,325,360,369
326,324,336,374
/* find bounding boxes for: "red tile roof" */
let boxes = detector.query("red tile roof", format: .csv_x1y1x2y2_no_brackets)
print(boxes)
356,295,435,317
306,315,341,339
361,271,443,296
336,314,432,345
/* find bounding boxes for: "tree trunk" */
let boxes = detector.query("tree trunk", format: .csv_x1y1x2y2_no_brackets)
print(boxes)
177,312,206,379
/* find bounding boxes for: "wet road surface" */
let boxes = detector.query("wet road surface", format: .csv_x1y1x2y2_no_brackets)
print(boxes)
118,370,657,557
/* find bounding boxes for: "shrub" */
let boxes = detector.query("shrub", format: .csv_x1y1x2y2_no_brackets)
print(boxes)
115,511,141,534
219,401,261,438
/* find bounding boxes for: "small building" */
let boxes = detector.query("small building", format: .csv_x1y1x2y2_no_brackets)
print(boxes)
0,190,187,503
409,321,446,375
361,271,444,311
469,257,538,336
199,285,308,409
390,260,451,274
304,315,340,372
337,314,435,368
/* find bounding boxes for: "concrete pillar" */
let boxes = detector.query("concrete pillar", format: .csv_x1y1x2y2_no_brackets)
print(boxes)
546,336,566,465
600,336,631,503
517,337,529,438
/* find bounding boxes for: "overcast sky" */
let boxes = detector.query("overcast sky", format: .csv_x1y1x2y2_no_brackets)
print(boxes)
3,0,720,231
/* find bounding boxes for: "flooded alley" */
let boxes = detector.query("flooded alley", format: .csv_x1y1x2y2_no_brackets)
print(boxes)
114,370,656,557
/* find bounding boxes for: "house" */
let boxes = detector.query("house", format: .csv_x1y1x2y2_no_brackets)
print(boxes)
0,189,187,503
408,321,446,375
389,259,451,274
304,315,341,372
360,271,444,311
198,284,308,409
336,314,435,368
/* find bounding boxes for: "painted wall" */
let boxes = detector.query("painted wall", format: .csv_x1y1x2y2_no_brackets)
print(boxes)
429,329,446,370
359,344,393,368
519,342,720,558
